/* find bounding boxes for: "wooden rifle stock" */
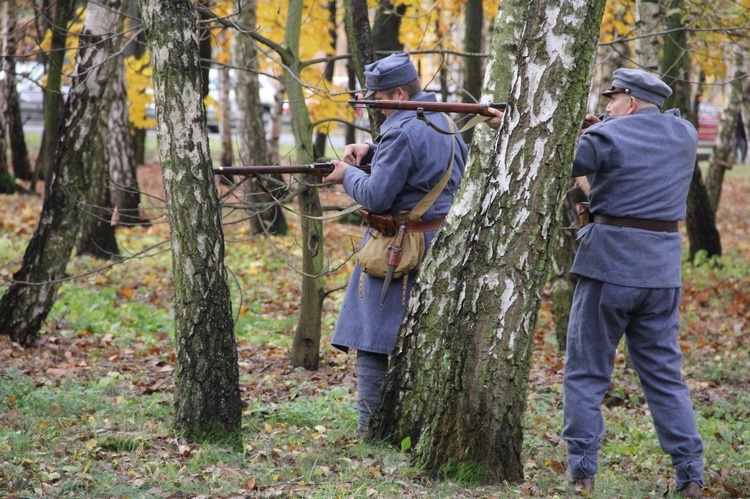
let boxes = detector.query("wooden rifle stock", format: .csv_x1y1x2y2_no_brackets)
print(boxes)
348,99,506,117
213,162,371,176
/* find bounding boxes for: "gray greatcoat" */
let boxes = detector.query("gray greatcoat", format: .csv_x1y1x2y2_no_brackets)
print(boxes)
331,92,468,355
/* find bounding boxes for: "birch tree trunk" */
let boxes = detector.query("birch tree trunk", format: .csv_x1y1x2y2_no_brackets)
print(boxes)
139,0,241,441
76,6,128,259
108,49,146,227
0,0,124,345
369,0,606,481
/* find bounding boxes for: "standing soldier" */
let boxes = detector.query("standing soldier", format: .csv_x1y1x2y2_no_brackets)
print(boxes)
562,68,705,497
323,53,468,434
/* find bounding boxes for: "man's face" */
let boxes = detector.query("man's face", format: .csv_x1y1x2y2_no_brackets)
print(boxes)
605,93,634,116
372,87,407,117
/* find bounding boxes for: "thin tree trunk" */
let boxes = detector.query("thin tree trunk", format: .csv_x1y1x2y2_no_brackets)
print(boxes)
235,0,287,236
284,0,326,371
372,0,404,54
139,0,241,442
3,1,33,182
460,0,484,145
109,50,147,226
125,0,147,167
313,0,338,159
343,0,378,136
0,0,124,345
706,50,745,213
661,0,721,262
369,0,606,481
35,0,75,188
219,65,233,167
635,0,661,73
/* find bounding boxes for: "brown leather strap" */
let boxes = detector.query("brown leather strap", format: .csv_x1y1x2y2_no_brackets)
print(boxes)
592,214,678,233
402,217,444,232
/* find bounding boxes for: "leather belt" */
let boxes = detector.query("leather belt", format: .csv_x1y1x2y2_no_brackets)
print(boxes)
400,218,444,232
592,214,678,233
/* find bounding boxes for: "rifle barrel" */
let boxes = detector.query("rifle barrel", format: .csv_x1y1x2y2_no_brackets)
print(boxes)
213,162,370,175
348,99,506,117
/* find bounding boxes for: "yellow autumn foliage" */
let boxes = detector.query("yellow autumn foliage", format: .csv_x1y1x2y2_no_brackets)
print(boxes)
255,0,353,133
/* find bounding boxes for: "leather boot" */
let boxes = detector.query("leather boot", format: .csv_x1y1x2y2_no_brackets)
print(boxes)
573,477,595,494
676,482,703,498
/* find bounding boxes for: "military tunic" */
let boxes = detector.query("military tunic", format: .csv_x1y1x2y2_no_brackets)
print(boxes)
331,92,468,355
563,108,705,488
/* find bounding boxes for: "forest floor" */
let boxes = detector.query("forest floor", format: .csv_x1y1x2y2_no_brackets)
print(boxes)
0,163,748,498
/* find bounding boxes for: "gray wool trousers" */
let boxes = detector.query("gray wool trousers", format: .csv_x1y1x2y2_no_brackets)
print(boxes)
356,350,389,434
563,277,704,489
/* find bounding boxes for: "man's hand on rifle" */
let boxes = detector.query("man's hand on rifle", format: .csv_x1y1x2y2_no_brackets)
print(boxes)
322,160,350,184
485,106,505,130
343,143,370,165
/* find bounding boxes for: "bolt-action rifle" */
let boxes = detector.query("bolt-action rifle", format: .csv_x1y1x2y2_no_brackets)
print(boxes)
213,162,371,176
349,98,507,117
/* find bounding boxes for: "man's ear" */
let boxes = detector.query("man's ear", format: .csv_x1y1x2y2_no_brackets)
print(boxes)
627,97,639,115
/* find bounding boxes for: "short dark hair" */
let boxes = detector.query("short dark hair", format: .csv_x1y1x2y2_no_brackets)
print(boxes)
386,78,422,99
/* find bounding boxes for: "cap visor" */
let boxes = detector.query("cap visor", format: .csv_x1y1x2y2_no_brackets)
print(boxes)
364,89,376,99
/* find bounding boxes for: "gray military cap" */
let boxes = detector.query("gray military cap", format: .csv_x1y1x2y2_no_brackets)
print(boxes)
602,68,672,108
364,53,418,98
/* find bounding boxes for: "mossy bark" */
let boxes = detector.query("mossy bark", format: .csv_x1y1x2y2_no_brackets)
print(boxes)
369,0,606,482
139,0,241,441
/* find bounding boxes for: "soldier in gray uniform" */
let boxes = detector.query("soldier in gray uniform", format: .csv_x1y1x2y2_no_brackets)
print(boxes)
563,68,705,497
324,53,468,433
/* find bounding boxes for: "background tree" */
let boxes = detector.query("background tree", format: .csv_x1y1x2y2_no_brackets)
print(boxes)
372,0,405,53
76,3,131,259
662,0,722,261
3,0,33,184
138,0,242,442
235,0,288,236
0,0,124,345
706,50,746,212
34,0,78,187
369,0,606,480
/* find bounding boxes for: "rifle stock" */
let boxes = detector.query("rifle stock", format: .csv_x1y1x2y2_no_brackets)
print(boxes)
349,99,506,117
213,162,371,176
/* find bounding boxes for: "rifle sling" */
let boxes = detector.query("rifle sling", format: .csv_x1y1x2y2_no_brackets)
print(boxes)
415,108,490,135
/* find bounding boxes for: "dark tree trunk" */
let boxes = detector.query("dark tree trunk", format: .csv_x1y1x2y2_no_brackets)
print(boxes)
372,1,404,54
369,0,606,481
661,0,721,262
3,2,33,182
460,0,485,145
125,0,147,167
139,0,242,442
343,0,378,136
0,0,124,346
35,0,75,187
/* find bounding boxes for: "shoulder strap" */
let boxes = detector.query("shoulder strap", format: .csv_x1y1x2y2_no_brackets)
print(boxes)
407,115,457,222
